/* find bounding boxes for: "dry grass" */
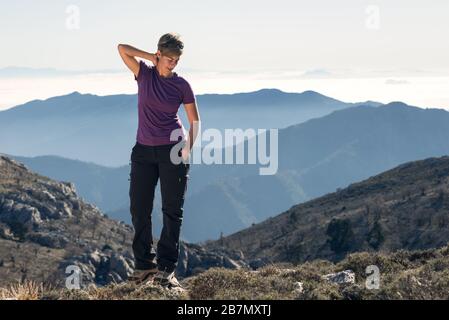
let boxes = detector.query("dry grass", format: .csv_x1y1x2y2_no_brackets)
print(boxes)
0,280,46,300
2,246,449,300
41,281,189,300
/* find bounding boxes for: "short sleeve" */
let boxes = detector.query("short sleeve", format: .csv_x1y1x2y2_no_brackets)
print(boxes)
182,80,196,104
134,60,151,82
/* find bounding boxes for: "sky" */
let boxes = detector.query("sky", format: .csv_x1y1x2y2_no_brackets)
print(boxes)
1,0,449,110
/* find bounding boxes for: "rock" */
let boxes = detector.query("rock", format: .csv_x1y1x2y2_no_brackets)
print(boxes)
56,201,73,217
28,232,69,249
41,190,57,202
0,156,27,170
61,250,135,286
223,257,242,269
69,198,82,211
235,250,245,260
0,201,42,227
85,203,101,213
170,286,187,294
0,199,15,212
322,270,355,284
0,223,14,240
109,254,133,280
175,242,249,278
88,250,102,268
60,182,77,196
248,258,270,270
293,281,304,294
36,204,59,220
107,271,123,284
77,263,96,281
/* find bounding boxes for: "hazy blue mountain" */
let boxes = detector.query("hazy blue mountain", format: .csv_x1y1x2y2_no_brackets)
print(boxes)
181,102,449,242
0,89,375,167
6,100,449,243
0,92,137,167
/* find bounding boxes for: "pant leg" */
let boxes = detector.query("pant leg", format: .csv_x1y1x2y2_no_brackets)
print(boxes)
129,143,159,270
156,145,190,272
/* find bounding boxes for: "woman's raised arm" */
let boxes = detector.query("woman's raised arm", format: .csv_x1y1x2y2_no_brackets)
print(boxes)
117,44,157,78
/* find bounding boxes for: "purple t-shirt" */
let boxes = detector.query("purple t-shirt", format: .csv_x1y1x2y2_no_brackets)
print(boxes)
134,60,196,146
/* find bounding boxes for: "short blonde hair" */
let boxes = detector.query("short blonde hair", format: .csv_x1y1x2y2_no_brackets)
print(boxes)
158,32,184,57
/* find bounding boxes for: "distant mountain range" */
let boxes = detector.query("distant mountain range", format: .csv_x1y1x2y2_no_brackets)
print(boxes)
3,91,449,242
181,101,449,241
0,89,380,167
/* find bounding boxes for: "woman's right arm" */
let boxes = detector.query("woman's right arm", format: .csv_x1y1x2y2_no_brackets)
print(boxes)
117,44,157,78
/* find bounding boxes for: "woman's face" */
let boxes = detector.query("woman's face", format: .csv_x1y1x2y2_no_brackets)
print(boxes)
157,51,180,72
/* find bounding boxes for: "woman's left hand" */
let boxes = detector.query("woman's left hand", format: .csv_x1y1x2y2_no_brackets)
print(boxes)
181,147,190,163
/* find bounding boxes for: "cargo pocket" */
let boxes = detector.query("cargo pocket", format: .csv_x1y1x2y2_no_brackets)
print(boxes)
183,163,190,196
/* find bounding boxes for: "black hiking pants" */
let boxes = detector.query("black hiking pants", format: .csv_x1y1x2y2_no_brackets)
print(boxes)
129,141,190,273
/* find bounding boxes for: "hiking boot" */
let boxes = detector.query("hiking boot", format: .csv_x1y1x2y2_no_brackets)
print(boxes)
153,270,184,289
127,268,158,285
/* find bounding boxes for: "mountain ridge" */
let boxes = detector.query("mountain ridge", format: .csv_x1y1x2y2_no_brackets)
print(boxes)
204,155,449,265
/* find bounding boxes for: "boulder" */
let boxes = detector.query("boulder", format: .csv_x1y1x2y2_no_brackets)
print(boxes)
293,281,304,294
109,254,133,280
322,270,355,284
56,201,73,217
60,182,77,197
28,232,69,249
0,223,14,240
0,200,42,227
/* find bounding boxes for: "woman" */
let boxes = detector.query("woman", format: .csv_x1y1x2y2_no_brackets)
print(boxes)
118,32,200,289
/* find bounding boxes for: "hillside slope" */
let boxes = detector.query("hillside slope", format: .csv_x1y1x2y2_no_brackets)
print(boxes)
205,155,449,265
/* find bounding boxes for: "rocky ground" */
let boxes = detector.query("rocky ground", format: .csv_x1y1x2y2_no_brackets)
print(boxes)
3,153,449,299
2,243,449,300
0,155,247,288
